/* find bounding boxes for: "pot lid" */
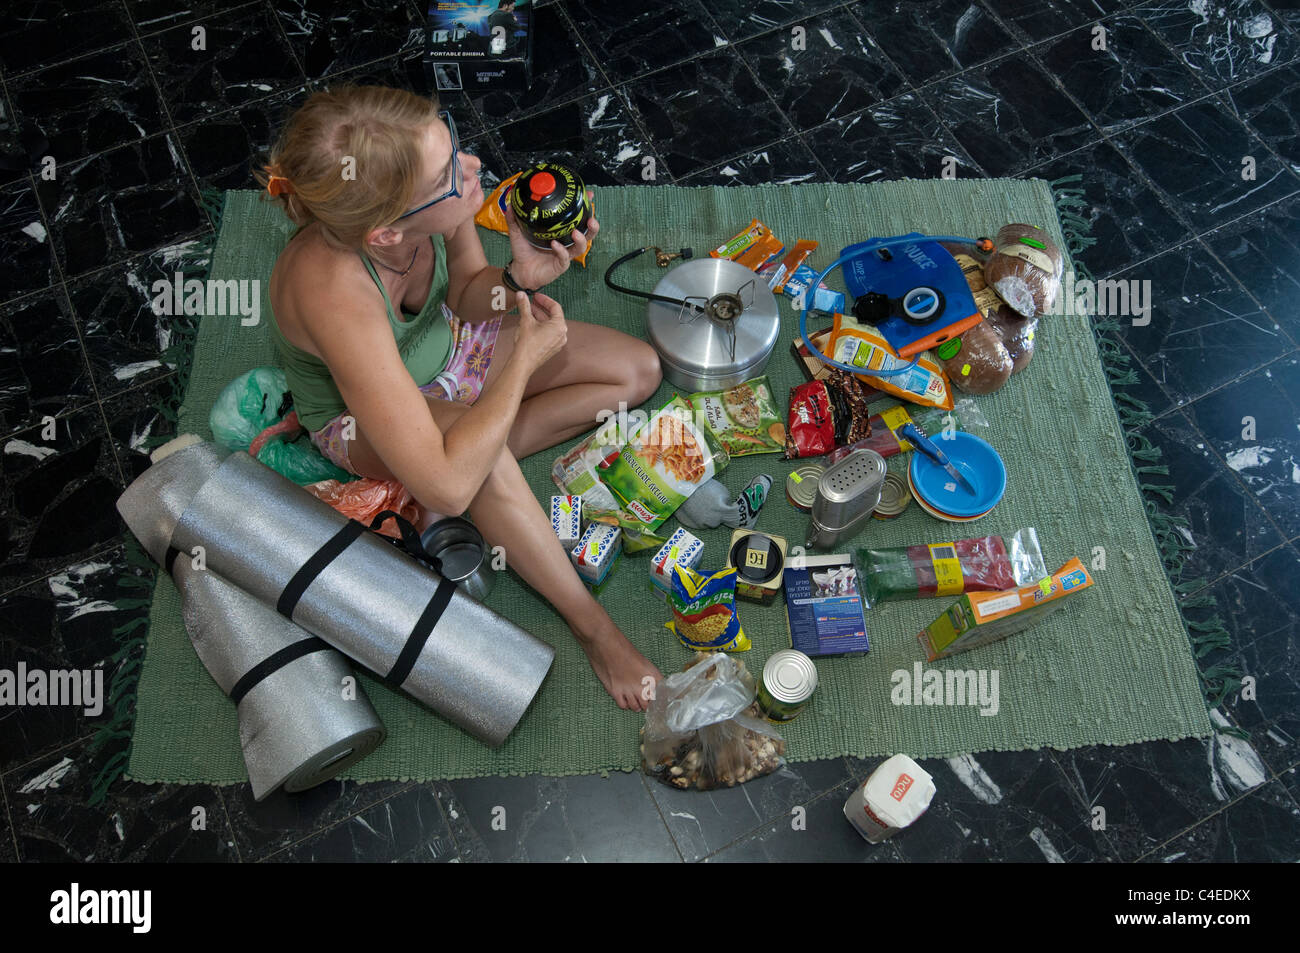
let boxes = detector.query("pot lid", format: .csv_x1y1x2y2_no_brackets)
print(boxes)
646,258,781,380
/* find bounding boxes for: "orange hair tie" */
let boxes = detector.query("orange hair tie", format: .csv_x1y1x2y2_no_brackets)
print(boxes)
266,173,295,197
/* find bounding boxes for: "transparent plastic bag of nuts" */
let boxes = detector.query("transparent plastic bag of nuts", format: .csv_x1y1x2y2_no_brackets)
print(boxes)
640,652,786,791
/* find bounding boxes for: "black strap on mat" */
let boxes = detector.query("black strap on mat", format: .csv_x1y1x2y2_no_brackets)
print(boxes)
230,637,333,704
164,545,181,576
276,519,368,618
385,576,456,688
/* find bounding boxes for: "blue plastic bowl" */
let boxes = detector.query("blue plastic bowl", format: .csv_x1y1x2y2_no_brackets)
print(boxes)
907,432,1006,519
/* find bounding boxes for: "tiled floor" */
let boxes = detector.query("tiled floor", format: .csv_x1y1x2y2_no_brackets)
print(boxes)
1,0,1298,862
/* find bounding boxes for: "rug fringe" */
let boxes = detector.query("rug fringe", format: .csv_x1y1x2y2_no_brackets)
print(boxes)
1051,176,1246,733
89,194,226,800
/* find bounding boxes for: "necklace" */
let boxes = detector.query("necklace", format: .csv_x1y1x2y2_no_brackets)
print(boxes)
371,243,419,277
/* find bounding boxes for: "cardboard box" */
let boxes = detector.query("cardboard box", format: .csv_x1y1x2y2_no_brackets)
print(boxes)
549,494,582,548
783,554,870,657
570,522,621,588
918,558,1094,661
427,2,534,92
649,528,704,600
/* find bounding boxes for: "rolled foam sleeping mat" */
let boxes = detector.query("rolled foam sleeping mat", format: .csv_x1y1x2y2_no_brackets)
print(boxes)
167,446,555,747
116,440,386,800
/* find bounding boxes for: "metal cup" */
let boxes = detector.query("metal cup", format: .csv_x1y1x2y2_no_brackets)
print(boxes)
420,517,496,601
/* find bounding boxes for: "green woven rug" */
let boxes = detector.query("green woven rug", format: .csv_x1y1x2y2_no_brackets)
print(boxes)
121,181,1211,786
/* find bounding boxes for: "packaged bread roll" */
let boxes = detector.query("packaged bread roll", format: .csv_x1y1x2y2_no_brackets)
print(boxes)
985,304,1037,374
984,224,1063,318
939,320,1013,395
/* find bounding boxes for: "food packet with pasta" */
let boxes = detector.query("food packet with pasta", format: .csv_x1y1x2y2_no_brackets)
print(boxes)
599,396,729,531
665,564,750,652
475,171,594,267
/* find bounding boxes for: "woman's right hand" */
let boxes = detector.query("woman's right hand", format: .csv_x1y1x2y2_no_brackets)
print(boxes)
513,291,568,373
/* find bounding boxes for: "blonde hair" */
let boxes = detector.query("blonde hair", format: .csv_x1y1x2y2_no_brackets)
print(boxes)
254,85,442,250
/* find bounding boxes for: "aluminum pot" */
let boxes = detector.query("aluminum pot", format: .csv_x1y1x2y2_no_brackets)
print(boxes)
420,517,496,602
645,258,781,392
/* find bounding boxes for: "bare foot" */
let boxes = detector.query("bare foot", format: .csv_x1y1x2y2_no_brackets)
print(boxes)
572,620,663,712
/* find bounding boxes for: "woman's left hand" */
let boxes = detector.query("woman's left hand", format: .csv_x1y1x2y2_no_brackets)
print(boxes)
504,191,599,290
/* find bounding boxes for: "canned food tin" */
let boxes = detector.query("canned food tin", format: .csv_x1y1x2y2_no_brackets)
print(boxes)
872,471,912,520
756,649,818,722
727,530,787,605
786,465,824,512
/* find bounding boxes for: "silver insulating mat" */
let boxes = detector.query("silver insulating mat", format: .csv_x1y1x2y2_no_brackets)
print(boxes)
176,559,385,799
169,448,556,747
116,440,386,799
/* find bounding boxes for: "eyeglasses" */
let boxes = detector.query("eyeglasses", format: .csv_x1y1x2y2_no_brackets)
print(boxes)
398,110,463,219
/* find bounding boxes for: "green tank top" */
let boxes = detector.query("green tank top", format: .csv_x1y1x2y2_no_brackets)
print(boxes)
268,234,455,432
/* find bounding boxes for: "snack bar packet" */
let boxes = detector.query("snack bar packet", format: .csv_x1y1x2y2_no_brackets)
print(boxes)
475,171,594,267
784,263,845,313
854,528,1048,608
762,240,818,293
828,312,954,411
665,564,751,653
600,395,729,531
784,371,874,460
710,218,775,265
688,376,786,457
824,399,990,464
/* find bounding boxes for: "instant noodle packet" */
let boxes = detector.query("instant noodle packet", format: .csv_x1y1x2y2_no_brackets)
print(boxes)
828,312,954,411
475,171,594,267
666,564,751,652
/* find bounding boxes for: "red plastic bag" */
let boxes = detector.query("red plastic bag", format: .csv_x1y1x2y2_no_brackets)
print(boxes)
303,478,423,538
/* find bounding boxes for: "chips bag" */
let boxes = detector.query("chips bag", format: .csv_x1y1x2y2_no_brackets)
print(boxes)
688,376,785,457
827,312,954,411
475,171,594,267
666,564,750,652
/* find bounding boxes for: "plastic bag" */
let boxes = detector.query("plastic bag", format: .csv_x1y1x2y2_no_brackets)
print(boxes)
640,653,786,791
210,366,352,485
303,478,422,539
824,399,989,465
855,528,1048,608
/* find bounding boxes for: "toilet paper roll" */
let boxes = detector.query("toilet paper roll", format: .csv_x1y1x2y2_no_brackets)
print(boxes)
169,448,555,747
116,440,386,800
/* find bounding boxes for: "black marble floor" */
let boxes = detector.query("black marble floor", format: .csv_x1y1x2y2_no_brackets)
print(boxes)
1,0,1298,863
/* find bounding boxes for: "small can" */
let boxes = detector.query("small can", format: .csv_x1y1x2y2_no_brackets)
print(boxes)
872,471,911,520
785,465,824,512
756,649,818,722
727,529,787,605
508,161,592,249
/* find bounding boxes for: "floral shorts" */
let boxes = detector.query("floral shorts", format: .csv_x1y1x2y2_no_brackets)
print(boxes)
309,307,503,475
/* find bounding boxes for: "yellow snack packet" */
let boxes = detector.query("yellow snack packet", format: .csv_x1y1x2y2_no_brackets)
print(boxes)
827,312,954,411
665,564,750,652
474,172,594,267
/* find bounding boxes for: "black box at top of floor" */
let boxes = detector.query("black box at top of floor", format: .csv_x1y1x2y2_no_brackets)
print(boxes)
427,1,534,93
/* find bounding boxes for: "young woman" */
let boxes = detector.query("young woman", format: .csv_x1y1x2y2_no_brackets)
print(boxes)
259,85,664,711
